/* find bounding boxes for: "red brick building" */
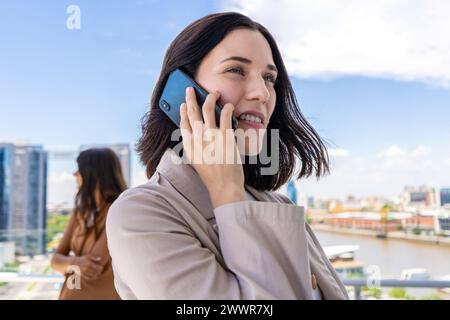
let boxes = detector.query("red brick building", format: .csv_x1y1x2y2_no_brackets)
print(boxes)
324,212,403,232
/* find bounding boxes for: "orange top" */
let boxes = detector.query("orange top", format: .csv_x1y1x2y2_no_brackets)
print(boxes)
58,205,120,300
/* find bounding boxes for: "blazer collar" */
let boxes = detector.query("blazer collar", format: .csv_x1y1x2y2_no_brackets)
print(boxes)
155,148,266,220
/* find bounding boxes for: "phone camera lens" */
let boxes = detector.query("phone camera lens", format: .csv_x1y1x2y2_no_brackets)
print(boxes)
160,100,171,111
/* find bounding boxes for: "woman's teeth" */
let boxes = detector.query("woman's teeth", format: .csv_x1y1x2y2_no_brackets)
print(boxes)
238,114,262,124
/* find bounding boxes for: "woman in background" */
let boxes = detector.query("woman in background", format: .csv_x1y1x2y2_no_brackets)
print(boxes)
51,148,126,300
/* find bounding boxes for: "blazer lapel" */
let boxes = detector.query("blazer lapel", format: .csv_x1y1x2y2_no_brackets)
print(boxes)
156,149,215,221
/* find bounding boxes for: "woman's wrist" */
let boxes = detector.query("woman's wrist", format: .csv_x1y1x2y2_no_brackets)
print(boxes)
209,186,246,209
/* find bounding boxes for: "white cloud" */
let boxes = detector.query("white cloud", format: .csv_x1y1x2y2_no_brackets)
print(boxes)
375,145,432,169
377,145,405,158
328,148,349,158
411,145,432,157
47,172,77,207
294,144,449,198
374,145,434,171
222,0,450,88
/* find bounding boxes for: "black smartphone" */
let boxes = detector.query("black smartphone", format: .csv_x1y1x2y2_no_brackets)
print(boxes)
159,68,238,129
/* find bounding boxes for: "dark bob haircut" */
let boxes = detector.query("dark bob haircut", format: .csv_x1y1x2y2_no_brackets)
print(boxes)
137,12,329,191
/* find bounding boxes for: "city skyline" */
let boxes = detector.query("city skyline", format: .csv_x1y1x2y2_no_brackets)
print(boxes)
3,140,449,208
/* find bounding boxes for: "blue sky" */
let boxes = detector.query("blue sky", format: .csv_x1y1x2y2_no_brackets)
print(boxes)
1,1,449,204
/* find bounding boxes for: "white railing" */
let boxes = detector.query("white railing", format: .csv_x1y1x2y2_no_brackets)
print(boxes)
1,272,449,300
342,278,450,300
0,272,64,283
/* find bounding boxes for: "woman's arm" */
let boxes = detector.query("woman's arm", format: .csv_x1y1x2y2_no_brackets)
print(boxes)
50,214,77,275
51,214,104,280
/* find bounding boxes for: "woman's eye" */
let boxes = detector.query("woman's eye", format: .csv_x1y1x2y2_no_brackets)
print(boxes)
226,67,277,84
264,74,277,84
227,67,244,75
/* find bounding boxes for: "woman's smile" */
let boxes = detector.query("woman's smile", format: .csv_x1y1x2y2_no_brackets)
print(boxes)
236,110,265,130
237,118,264,130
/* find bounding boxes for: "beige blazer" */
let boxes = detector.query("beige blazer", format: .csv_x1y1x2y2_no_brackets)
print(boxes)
106,148,349,300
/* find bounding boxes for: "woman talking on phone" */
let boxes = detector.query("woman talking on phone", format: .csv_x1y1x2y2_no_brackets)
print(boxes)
106,12,349,300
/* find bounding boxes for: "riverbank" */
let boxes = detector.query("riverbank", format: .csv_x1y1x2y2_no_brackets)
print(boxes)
311,224,450,246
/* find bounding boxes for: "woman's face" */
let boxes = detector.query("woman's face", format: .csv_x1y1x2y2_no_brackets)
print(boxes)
195,28,277,155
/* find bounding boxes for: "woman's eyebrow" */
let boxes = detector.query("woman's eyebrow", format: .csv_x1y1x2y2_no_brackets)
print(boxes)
220,56,278,74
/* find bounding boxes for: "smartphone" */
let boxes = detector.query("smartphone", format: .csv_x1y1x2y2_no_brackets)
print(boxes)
159,68,238,129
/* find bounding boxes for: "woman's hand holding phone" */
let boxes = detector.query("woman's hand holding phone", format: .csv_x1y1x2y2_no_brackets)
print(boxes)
180,86,245,209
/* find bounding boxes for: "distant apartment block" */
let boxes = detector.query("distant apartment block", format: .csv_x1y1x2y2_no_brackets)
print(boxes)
0,143,47,256
435,212,450,236
403,185,437,209
440,188,450,207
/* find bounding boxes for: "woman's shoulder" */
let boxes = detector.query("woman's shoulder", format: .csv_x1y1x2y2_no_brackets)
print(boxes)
115,174,178,204
114,180,156,203
106,179,181,230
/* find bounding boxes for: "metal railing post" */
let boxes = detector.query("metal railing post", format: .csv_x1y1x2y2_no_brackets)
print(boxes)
354,286,362,300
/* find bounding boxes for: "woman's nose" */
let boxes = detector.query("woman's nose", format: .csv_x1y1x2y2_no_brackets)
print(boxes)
246,76,271,104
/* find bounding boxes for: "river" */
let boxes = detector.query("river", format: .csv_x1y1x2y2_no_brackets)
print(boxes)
314,230,450,298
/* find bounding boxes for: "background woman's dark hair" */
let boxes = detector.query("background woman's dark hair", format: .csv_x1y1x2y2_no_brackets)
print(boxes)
137,12,329,191
75,148,127,234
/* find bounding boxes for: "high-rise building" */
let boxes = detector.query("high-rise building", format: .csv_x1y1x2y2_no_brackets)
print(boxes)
440,188,450,207
287,180,298,204
0,144,14,233
80,143,131,186
0,143,47,256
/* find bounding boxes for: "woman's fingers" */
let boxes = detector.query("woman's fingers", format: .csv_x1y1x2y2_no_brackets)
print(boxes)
179,103,191,132
83,268,101,280
92,264,103,274
220,103,235,130
86,255,101,263
84,273,99,281
86,261,103,273
203,92,220,129
185,87,202,128
184,88,221,129
82,270,96,280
